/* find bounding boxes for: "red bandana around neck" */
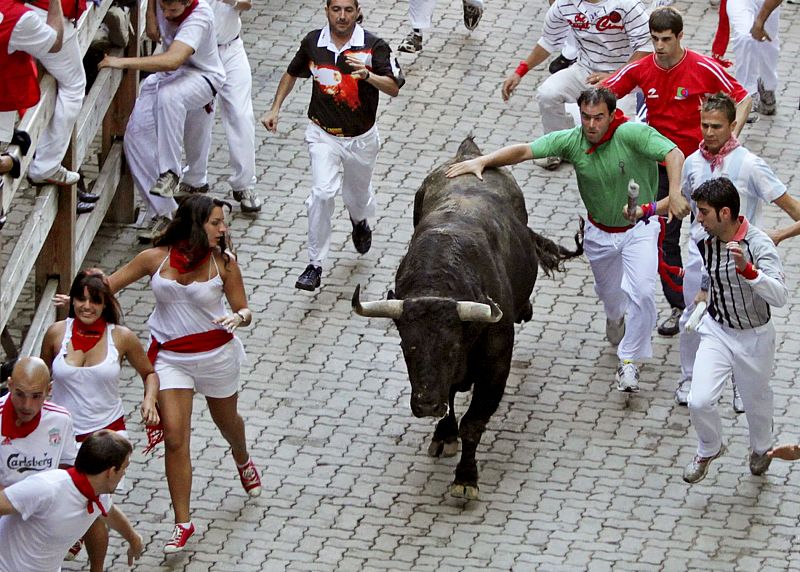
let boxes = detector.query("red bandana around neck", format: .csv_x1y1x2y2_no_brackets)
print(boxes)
711,0,733,68
1,399,42,440
585,109,629,155
66,467,108,517
169,241,212,274
71,317,107,353
170,0,199,25
699,133,741,172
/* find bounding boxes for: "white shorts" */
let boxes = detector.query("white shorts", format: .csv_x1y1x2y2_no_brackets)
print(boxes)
155,341,243,398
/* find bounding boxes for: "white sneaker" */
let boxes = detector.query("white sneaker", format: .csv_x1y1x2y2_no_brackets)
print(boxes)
606,316,625,346
616,360,640,392
29,166,80,187
234,187,262,213
137,215,171,244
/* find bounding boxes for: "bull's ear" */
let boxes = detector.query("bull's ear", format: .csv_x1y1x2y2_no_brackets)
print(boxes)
387,290,396,300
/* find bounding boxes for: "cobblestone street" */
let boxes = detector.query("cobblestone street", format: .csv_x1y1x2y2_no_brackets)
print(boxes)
66,0,800,569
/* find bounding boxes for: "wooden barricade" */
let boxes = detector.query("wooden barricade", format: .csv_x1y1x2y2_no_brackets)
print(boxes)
0,0,145,368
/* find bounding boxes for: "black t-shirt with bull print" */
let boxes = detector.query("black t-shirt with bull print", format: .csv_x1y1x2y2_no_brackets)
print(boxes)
287,24,403,137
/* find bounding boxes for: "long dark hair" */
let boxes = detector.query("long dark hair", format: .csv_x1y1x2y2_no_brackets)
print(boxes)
154,195,234,268
68,268,122,324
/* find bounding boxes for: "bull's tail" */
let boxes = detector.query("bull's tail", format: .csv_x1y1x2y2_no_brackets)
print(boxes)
529,217,584,277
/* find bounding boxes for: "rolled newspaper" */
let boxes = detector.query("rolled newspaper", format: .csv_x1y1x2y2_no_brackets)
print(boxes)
627,179,640,221
685,301,707,333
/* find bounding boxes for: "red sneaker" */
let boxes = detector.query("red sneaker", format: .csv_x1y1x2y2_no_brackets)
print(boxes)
237,458,262,497
164,523,195,553
64,537,84,561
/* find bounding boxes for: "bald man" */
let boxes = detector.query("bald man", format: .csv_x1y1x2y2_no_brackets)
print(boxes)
0,357,76,490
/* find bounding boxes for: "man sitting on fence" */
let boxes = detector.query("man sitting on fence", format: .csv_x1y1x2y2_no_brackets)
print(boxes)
99,0,225,243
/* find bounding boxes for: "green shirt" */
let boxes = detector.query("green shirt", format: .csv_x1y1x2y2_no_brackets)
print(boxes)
530,122,676,228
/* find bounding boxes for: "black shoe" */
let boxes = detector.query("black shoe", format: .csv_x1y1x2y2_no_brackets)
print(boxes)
1,152,21,178
397,32,422,53
295,265,322,291
11,129,31,156
549,54,576,74
76,201,95,215
78,189,100,203
351,218,372,254
657,307,682,336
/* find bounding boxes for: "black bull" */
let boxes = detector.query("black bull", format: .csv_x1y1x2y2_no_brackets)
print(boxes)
352,138,583,499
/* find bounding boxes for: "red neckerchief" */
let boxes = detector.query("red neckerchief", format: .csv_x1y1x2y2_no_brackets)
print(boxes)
169,241,212,274
66,467,108,517
170,0,198,25
699,133,740,172
71,317,107,353
585,109,629,155
711,0,733,68
0,399,42,440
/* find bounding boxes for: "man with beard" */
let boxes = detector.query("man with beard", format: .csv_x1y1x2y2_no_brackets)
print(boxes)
261,0,404,292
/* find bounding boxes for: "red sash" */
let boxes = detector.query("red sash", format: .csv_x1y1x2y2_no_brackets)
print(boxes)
75,416,126,443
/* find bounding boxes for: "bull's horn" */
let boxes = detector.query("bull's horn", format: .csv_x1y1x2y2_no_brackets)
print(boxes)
351,284,404,319
456,298,503,323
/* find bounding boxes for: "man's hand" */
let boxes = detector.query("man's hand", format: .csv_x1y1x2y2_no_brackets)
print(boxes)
127,532,144,565
694,289,708,306
769,444,800,461
446,158,485,180
345,54,369,80
726,241,748,271
667,193,690,222
260,111,279,133
98,55,124,70
621,203,643,222
586,72,611,85
750,21,771,42
501,74,521,101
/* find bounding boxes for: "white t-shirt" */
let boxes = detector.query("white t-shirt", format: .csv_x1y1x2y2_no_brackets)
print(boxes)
0,395,77,488
158,0,225,88
7,11,57,57
211,0,241,45
0,470,112,572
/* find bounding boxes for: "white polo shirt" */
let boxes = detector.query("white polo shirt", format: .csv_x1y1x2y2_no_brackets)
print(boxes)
0,395,77,488
0,469,112,572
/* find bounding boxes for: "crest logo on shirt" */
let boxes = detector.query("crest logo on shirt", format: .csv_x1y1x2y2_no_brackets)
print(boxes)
675,87,689,100
570,14,590,31
596,11,624,32
49,428,61,446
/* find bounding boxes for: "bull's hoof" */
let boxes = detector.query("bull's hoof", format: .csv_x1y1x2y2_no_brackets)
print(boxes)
449,483,479,500
428,439,459,457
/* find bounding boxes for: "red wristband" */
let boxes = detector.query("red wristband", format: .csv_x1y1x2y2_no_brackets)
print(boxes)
515,61,530,77
736,262,759,280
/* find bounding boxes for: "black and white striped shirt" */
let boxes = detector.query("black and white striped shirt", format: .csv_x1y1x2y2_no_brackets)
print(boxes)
701,218,787,330
538,0,651,73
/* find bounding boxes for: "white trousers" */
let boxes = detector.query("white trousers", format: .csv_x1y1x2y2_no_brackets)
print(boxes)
678,238,704,383
183,37,256,191
688,316,775,457
28,21,86,179
583,219,659,361
537,62,635,134
304,122,379,268
124,71,214,217
728,0,780,94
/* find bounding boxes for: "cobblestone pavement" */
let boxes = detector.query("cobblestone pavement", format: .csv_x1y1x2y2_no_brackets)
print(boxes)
63,0,800,570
